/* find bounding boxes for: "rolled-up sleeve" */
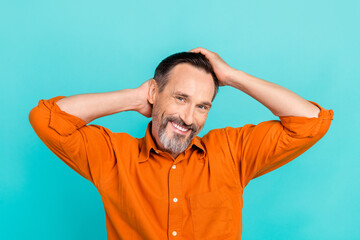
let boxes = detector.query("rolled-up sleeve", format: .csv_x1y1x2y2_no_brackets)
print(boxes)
28,96,116,187
224,100,334,188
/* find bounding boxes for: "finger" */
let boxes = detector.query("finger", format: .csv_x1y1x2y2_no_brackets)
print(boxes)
189,47,214,58
188,47,208,53
188,47,201,52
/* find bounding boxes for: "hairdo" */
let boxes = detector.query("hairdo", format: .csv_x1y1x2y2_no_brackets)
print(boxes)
153,52,219,101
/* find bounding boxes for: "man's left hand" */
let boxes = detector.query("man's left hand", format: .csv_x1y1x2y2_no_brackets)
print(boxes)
188,47,237,86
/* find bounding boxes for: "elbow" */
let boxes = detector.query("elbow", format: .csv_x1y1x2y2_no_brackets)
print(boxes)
28,102,53,137
29,106,39,130
29,105,47,135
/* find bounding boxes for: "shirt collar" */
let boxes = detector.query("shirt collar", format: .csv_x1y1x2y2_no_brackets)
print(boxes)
138,121,206,163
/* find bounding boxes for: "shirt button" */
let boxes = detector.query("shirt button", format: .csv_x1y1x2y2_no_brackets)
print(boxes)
173,197,178,203
172,231,177,236
172,165,176,169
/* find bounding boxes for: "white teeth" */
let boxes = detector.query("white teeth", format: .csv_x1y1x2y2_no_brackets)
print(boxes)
171,122,188,132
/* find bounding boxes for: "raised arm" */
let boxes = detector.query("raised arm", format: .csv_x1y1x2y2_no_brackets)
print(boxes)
189,47,334,187
29,79,153,187
188,47,320,118
56,79,153,123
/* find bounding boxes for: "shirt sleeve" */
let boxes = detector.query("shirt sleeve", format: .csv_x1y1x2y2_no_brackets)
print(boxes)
223,100,334,188
28,96,116,188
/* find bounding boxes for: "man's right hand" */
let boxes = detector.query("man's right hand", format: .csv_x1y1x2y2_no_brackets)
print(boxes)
56,79,155,123
134,79,153,118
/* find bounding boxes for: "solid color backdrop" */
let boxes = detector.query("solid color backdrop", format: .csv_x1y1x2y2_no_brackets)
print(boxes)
0,0,358,239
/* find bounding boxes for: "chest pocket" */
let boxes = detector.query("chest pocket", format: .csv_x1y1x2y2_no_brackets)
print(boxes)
189,186,234,240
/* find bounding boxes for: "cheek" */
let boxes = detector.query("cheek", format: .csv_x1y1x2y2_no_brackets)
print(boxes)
152,102,176,125
195,114,208,128
153,101,167,115
158,102,180,117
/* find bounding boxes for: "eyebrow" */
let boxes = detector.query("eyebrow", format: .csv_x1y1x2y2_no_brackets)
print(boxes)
173,91,212,108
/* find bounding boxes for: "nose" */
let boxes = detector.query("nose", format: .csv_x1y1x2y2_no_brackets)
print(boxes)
180,104,195,126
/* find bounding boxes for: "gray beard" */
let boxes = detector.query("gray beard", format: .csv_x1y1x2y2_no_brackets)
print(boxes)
158,125,194,155
151,104,202,156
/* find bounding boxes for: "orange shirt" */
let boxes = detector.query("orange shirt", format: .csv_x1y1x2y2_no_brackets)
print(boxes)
29,96,334,240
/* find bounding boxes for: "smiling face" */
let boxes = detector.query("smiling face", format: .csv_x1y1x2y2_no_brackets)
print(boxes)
148,63,215,158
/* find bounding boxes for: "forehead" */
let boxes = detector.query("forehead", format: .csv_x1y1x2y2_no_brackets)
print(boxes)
164,63,215,100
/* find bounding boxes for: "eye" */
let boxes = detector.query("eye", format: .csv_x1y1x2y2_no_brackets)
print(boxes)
198,105,208,110
176,96,185,102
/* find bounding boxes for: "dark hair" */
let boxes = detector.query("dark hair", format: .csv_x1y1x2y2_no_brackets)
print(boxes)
153,52,219,101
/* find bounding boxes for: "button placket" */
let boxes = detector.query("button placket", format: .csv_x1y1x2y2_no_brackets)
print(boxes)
168,163,182,238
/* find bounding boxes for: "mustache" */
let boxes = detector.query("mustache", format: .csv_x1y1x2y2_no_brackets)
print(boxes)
163,116,198,132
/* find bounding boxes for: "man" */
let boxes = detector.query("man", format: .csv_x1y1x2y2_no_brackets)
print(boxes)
29,47,334,239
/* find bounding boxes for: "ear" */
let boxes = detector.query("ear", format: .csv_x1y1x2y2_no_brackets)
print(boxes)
147,78,158,105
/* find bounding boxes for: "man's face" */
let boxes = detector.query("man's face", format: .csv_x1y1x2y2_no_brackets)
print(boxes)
150,63,215,157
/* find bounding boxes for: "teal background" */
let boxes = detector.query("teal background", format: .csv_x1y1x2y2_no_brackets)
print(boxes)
1,0,359,239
